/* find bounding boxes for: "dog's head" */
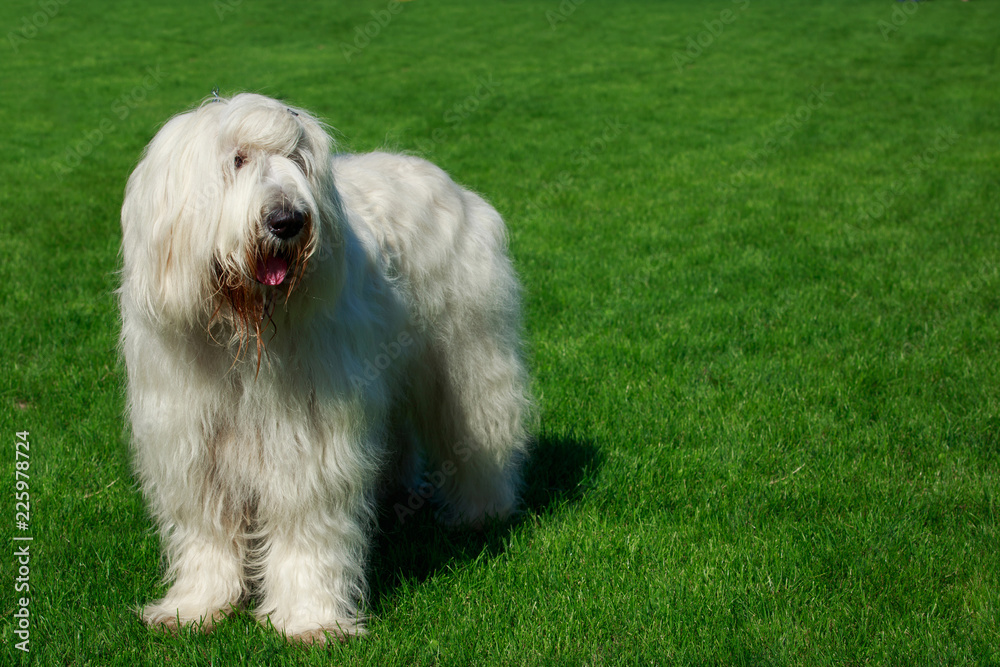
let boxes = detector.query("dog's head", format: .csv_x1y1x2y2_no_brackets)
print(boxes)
121,93,343,358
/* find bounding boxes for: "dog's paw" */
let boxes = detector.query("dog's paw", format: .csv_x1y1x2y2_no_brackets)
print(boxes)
434,501,517,530
141,600,229,633
272,614,367,644
287,622,366,645
434,473,521,529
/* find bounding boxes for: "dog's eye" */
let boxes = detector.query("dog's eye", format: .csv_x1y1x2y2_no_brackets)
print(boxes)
289,153,307,173
234,152,247,170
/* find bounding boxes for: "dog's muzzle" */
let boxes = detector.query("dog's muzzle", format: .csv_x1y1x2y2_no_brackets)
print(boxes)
266,209,306,240
255,209,308,286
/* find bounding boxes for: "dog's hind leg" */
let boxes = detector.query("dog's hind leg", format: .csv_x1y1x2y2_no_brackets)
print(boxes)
409,325,532,528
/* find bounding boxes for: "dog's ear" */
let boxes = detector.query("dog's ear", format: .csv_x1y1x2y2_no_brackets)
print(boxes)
121,110,224,325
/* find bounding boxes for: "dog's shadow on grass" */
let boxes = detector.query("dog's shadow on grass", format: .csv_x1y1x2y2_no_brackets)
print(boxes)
366,433,601,615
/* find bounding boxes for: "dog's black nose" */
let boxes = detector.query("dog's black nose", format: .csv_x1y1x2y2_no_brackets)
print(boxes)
267,210,306,240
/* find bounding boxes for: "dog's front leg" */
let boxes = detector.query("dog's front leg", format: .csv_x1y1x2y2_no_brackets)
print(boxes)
253,438,376,644
134,405,248,632
142,505,246,632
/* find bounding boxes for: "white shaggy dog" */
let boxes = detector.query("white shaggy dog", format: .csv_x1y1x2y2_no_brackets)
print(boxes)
119,93,531,643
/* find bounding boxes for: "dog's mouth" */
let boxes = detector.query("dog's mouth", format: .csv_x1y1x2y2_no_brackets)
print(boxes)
255,254,290,286
209,208,315,370
253,208,309,287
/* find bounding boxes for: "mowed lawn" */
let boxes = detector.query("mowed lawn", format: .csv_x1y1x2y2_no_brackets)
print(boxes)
2,0,999,664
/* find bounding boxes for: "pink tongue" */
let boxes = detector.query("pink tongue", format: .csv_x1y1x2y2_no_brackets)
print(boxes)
255,256,289,286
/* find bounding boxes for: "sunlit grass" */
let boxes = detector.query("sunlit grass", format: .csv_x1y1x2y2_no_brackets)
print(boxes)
1,0,998,664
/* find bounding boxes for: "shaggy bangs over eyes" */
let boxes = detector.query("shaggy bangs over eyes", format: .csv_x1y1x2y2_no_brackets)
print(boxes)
219,98,308,157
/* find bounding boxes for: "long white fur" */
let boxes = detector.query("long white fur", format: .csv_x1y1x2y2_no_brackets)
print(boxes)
119,93,531,642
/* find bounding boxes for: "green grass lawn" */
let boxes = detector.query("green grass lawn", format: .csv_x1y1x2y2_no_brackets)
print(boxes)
2,0,999,664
